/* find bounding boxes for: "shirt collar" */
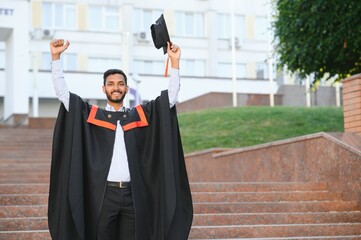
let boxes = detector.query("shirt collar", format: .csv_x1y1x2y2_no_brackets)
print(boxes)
105,103,126,112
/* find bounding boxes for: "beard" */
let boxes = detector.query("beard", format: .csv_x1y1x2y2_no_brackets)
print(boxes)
105,90,127,104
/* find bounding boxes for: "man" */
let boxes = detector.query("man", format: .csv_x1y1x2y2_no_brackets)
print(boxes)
48,39,193,240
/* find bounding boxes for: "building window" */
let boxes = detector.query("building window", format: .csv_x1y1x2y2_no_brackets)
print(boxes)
41,53,77,71
42,3,52,28
63,54,77,71
181,59,206,77
88,7,102,30
254,16,268,41
88,6,119,32
0,50,5,69
175,12,204,37
42,2,77,30
88,57,121,73
41,53,51,70
217,62,246,78
133,60,164,75
134,59,204,77
256,62,268,79
217,14,245,40
64,5,76,29
133,9,162,33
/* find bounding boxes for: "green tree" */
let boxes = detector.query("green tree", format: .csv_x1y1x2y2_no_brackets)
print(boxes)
273,0,361,82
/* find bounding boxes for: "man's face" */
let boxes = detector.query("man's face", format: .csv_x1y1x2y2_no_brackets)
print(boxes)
102,73,128,103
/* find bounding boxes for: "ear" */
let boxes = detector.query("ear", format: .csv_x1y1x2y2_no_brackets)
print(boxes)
102,85,106,94
125,85,129,93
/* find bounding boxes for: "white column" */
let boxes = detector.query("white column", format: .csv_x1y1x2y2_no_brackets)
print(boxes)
132,74,141,105
335,81,341,107
5,29,29,119
122,32,130,107
268,57,274,107
267,0,274,107
305,75,311,107
206,9,218,76
121,3,133,107
32,52,39,117
230,0,237,107
3,0,30,120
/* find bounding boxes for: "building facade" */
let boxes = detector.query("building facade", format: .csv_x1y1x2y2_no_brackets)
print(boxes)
0,0,282,119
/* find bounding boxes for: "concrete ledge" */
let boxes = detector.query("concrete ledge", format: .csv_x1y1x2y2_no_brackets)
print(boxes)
28,118,56,129
185,148,233,158
0,114,28,128
212,132,361,158
185,132,361,205
342,73,361,83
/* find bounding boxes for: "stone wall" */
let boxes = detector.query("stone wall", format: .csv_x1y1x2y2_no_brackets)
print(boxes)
278,84,342,107
177,84,340,113
343,74,361,134
177,92,283,113
185,132,361,203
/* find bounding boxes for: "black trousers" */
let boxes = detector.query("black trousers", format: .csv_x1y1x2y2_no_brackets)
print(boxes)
97,186,135,240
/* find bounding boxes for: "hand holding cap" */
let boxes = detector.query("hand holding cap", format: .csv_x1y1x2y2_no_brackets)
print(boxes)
150,14,171,55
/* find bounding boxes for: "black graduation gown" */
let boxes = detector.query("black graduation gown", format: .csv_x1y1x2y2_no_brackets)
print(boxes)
48,91,193,240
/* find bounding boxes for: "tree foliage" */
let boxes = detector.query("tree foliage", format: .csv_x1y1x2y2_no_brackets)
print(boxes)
273,0,361,82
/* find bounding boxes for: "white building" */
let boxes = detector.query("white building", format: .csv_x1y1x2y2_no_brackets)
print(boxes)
0,0,278,120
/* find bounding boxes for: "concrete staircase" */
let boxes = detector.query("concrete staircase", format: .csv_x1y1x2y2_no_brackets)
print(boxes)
1,129,361,239
0,129,51,240
190,182,361,239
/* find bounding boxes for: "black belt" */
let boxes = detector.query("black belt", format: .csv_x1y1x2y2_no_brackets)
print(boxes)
107,181,131,188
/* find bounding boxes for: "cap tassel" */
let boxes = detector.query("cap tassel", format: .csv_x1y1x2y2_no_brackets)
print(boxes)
164,57,169,77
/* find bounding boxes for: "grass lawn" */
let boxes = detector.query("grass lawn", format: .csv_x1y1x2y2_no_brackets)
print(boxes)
178,106,344,154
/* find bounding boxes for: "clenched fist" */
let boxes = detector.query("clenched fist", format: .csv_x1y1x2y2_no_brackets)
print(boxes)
50,39,70,61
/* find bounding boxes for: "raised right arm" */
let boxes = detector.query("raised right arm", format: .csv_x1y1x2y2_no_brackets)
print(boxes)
50,39,70,111
50,39,70,61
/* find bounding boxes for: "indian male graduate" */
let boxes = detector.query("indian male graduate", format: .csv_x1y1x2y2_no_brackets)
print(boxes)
48,14,193,240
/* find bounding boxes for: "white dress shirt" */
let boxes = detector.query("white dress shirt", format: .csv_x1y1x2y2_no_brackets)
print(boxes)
51,59,180,182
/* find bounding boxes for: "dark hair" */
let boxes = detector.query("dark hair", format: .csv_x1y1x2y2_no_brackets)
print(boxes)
103,69,127,86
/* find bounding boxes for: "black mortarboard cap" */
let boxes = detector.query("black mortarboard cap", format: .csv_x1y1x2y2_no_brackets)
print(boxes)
151,14,171,55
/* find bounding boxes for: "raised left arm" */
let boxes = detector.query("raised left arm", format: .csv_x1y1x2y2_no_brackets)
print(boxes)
167,42,181,108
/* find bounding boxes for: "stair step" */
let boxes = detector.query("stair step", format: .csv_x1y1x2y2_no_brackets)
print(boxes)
188,235,361,240
0,172,50,177
0,156,50,160
248,237,361,240
0,148,50,152
0,230,51,240
1,128,361,239
0,217,48,231
0,194,48,205
0,163,49,166
0,165,50,171
192,191,342,202
0,177,50,184
190,182,328,192
193,201,359,214
0,179,50,184
0,205,47,218
193,211,361,226
0,184,49,194
0,170,50,175
188,223,361,239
